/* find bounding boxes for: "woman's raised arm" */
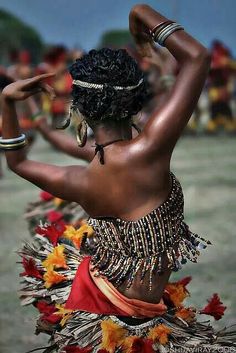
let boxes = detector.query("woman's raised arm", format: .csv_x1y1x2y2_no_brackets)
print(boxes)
129,4,210,158
1,74,84,201
36,118,95,162
27,97,94,162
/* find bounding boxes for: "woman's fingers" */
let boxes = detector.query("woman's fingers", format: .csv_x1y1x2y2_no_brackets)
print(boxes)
136,41,153,57
134,31,154,57
21,74,56,99
21,87,44,99
2,73,56,101
22,73,56,90
40,83,56,99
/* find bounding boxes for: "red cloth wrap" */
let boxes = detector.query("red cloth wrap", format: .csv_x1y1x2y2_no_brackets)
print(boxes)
65,256,128,315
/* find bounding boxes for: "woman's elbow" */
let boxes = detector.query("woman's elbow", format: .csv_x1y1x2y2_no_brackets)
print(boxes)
6,156,26,174
182,47,211,75
6,160,20,173
191,47,211,67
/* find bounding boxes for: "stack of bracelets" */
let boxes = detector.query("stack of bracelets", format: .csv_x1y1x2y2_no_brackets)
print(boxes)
150,21,184,46
0,133,27,151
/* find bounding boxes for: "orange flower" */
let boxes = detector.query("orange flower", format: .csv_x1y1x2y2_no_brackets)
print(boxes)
148,324,172,345
43,266,67,288
42,244,67,270
165,283,189,307
175,307,196,323
63,224,94,249
100,319,127,353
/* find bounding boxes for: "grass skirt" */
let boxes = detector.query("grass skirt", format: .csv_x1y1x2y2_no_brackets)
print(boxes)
18,221,236,353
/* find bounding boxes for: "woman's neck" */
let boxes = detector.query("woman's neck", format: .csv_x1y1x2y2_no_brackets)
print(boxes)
92,119,132,145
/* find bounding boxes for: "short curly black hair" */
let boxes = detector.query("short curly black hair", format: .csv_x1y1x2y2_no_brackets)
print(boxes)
69,48,147,123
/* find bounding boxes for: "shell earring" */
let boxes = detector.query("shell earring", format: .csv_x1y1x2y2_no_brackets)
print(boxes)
55,104,71,129
70,105,88,147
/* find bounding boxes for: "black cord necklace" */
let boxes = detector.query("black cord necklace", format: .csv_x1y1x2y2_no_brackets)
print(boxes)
94,139,124,165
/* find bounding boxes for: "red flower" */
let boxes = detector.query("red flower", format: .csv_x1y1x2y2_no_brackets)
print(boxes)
132,338,154,353
35,301,61,324
123,337,155,353
64,346,92,353
176,276,192,288
43,313,61,324
200,293,227,320
40,191,54,201
35,222,66,246
47,210,64,223
36,301,56,315
20,257,43,279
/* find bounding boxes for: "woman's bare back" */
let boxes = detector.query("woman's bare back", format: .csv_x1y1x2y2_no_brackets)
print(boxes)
75,141,174,303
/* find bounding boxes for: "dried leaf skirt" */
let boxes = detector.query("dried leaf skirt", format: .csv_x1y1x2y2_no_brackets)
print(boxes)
24,190,87,236
18,223,236,353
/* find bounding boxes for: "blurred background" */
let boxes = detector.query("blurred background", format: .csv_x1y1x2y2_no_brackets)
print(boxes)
0,1,236,352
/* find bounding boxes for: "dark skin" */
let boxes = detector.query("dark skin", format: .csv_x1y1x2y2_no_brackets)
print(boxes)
2,5,210,303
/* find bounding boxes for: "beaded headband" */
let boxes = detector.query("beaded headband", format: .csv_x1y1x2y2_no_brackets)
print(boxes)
72,78,144,91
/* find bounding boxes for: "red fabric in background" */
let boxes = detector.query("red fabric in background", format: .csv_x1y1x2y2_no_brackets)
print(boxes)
65,256,128,316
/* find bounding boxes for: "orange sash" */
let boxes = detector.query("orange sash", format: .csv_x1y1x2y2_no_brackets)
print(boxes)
89,264,167,318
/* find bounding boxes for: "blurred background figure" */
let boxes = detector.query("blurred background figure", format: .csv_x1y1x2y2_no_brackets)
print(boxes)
206,40,236,134
7,49,33,79
37,46,73,128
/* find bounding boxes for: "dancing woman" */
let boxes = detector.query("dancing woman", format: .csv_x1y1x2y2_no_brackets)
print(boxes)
1,4,236,352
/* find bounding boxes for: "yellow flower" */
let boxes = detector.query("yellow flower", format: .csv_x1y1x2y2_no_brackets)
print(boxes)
63,224,94,249
165,283,189,307
53,197,64,207
54,304,74,326
148,324,172,345
43,266,67,288
42,244,67,270
100,319,127,353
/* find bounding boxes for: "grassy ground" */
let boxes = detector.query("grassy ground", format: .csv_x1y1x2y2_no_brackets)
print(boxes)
0,135,236,352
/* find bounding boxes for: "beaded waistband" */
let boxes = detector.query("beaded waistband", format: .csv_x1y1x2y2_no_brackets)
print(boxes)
84,173,211,290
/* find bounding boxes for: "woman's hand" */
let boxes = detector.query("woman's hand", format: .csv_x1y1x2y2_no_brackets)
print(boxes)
2,73,56,101
129,5,154,57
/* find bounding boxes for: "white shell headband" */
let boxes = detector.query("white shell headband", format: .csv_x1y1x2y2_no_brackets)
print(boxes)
72,78,144,91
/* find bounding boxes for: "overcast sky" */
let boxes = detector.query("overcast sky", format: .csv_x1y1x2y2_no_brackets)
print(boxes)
0,0,235,54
